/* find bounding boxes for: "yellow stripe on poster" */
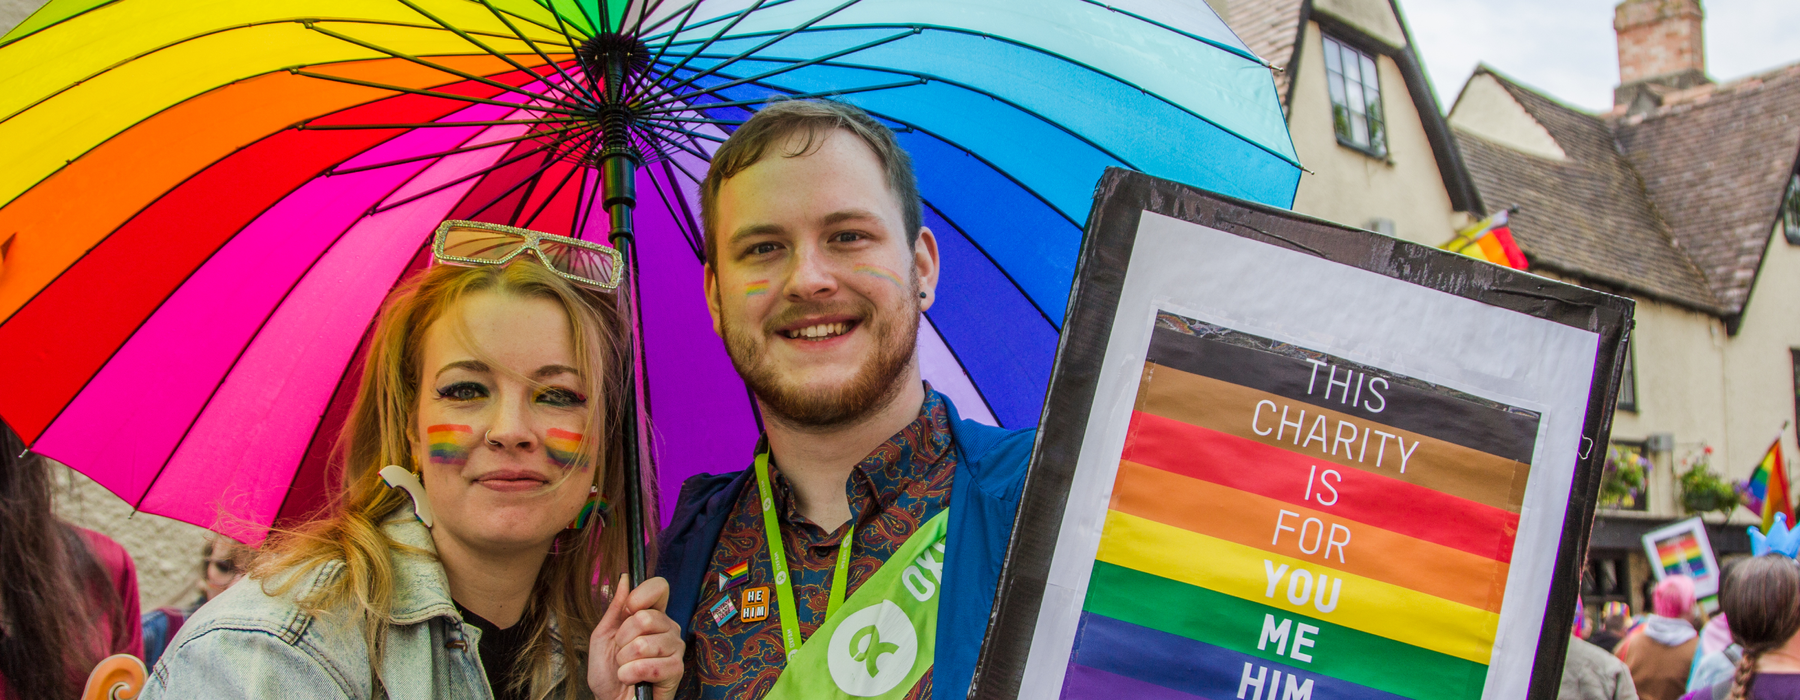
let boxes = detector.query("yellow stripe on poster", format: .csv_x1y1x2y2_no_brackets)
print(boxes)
1096,509,1500,664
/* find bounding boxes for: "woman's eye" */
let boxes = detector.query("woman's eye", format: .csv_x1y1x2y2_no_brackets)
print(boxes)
436,382,489,402
536,387,588,408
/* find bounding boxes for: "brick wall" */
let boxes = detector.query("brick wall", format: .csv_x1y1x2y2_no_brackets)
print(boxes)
1614,0,1705,84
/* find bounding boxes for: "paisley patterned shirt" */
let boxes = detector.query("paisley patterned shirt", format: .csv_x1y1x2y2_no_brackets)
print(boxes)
675,386,958,700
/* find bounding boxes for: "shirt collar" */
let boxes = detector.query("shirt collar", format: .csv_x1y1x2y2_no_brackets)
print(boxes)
764,383,954,529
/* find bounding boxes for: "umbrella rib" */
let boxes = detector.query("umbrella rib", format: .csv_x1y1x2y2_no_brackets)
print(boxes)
293,69,592,118
328,122,590,175
637,0,773,100
304,23,588,111
626,0,666,38
506,159,552,226
544,4,593,58
635,114,746,126
370,126,597,213
627,0,706,99
461,153,567,221
389,0,594,107
300,117,584,130
474,0,597,102
921,197,1061,329
635,0,864,107
637,27,909,110
640,130,711,161
637,119,727,143
522,158,586,228
639,77,924,114
635,0,706,36
652,158,707,259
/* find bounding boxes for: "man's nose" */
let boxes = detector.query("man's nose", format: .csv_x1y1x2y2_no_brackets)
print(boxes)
783,245,839,299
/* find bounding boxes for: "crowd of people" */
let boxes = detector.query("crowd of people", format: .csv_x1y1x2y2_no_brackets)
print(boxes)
1564,558,1800,700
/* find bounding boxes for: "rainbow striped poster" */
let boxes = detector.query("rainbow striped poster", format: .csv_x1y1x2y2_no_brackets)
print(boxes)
1058,313,1538,700
1640,517,1720,605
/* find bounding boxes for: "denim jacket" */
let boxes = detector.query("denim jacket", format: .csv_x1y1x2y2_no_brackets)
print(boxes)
141,511,569,699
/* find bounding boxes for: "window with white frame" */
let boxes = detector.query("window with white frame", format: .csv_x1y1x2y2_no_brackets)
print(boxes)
1323,36,1386,158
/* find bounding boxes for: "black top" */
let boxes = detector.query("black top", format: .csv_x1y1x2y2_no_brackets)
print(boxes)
455,601,533,700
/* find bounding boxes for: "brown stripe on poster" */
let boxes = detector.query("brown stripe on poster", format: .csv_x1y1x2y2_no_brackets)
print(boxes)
1136,363,1532,512
1149,316,1540,463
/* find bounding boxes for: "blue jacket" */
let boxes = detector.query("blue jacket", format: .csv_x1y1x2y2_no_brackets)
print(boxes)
656,399,1034,700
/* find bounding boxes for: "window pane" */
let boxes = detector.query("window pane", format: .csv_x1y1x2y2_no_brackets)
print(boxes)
1360,54,1379,91
1784,174,1800,245
1346,82,1365,112
1327,72,1347,107
1323,37,1342,73
1341,45,1360,84
1351,113,1369,146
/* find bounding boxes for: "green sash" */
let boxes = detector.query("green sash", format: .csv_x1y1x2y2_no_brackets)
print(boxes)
763,509,948,699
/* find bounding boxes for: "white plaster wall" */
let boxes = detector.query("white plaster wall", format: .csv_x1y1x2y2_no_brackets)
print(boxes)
1447,73,1568,161
1720,224,1800,496
50,461,214,611
1288,22,1464,246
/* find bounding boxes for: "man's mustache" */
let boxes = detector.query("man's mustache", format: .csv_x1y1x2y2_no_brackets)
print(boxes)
760,299,875,334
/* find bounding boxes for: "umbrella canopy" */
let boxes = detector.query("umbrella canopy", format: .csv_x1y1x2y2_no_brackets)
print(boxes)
0,0,1300,541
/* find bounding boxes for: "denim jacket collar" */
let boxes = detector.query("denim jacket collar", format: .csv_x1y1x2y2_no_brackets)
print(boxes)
379,509,462,627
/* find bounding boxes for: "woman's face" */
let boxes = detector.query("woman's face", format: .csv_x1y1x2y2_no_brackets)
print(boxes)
413,290,597,555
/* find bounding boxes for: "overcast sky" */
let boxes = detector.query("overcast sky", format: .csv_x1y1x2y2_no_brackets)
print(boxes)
1403,0,1800,113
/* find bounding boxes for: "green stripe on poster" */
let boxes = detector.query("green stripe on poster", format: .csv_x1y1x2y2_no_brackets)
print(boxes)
1083,561,1490,700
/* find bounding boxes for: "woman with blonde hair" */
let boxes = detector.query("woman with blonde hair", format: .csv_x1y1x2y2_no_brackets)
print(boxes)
143,223,682,699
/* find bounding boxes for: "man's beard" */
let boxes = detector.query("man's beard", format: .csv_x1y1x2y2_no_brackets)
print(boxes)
722,279,920,430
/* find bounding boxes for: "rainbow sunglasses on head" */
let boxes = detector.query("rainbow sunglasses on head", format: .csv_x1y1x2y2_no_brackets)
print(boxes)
432,220,625,292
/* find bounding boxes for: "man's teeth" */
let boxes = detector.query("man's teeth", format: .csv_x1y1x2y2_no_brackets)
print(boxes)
788,322,850,339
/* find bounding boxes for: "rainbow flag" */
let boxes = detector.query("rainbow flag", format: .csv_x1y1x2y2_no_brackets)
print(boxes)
1442,210,1527,270
1654,534,1708,577
1743,438,1792,533
1060,316,1537,700
719,560,749,591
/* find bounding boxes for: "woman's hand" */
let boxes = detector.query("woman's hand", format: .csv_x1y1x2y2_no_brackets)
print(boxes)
589,574,684,700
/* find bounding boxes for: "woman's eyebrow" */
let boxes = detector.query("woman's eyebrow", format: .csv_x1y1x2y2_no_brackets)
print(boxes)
533,364,581,379
434,360,490,380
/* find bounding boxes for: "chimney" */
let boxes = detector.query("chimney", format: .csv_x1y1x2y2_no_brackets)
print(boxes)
1613,0,1710,108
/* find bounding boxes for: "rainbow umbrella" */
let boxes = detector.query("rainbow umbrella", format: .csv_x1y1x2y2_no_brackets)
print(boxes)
0,0,1300,544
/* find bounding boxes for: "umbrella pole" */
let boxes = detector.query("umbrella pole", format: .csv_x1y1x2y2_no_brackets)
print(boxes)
596,38,656,700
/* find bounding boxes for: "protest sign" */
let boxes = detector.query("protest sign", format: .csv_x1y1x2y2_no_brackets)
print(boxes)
1641,517,1722,610
970,169,1633,700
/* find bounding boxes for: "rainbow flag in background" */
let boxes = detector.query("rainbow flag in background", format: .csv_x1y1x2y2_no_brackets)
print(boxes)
1743,438,1793,533
1059,316,1539,700
1654,534,1708,577
1442,210,1527,270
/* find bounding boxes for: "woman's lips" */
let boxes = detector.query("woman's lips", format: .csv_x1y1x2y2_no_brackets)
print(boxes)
476,470,549,492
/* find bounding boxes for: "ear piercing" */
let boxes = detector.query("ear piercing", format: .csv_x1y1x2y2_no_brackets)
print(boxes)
919,291,928,299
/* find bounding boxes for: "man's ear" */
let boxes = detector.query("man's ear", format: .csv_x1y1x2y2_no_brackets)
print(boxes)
703,262,724,337
913,227,940,312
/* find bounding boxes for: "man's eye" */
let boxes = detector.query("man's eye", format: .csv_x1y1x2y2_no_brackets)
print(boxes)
831,230,867,243
746,242,781,256
536,388,588,408
436,382,489,402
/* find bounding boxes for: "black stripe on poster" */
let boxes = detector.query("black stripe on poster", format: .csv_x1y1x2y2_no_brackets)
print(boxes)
1147,314,1541,463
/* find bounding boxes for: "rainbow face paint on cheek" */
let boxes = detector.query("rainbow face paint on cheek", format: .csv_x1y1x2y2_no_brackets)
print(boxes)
426,424,473,466
545,428,587,469
744,280,770,297
852,263,906,290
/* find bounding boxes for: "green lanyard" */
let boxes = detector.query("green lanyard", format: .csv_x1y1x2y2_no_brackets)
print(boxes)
753,450,854,658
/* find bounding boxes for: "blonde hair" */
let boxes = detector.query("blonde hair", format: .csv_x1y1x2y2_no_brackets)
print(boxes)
251,259,642,699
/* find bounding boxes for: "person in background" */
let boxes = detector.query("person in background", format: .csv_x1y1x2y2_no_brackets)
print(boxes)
1619,575,1704,700
142,536,249,669
1564,629,1641,699
1689,560,1745,692
1592,602,1634,653
1680,555,1800,700
0,421,144,698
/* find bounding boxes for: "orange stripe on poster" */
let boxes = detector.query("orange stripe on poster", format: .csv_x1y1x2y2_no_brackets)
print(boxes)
1110,459,1510,613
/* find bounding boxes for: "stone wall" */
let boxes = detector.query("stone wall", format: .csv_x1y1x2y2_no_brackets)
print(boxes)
49,461,214,611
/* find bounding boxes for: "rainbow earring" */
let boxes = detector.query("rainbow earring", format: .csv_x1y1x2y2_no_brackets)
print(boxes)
379,465,435,527
568,486,609,529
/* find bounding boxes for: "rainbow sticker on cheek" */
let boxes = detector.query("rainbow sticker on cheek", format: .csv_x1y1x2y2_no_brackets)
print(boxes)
545,428,587,469
744,280,770,297
426,424,473,466
853,263,906,289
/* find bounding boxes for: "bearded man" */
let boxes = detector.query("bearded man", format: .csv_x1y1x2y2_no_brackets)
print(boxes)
654,99,1033,700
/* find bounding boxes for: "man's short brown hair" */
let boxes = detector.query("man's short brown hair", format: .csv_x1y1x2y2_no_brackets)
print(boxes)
699,99,922,266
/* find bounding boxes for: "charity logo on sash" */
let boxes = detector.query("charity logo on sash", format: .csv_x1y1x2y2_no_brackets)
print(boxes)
827,600,918,697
